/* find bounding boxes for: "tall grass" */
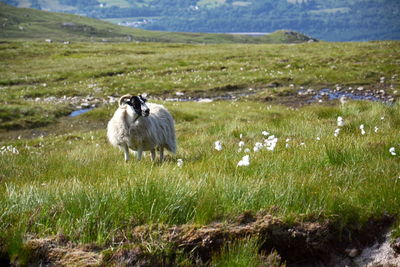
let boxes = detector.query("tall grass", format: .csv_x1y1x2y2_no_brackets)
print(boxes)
211,238,264,267
1,100,399,253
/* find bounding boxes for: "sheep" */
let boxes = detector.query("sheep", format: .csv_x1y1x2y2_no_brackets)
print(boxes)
107,94,176,162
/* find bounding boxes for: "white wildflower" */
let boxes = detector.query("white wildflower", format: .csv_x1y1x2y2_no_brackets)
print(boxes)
253,142,263,152
316,137,321,141
360,124,366,135
265,136,278,151
237,141,245,152
381,116,385,120
0,145,19,155
214,141,222,151
262,131,269,136
285,138,290,148
239,134,243,139
177,158,184,167
389,147,396,156
237,155,250,167
337,116,344,127
244,148,251,153
374,126,379,133
334,128,340,137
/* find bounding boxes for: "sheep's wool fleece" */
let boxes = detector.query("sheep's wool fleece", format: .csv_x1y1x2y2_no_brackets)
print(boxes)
107,103,176,153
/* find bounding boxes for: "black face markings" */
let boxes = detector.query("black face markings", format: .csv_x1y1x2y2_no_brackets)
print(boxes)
129,95,150,117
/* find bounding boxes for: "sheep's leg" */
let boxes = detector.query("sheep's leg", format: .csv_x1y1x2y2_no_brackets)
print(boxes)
159,147,164,162
123,144,129,162
150,149,156,162
136,149,143,161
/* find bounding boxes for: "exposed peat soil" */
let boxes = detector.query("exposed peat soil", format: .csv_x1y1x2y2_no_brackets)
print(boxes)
3,213,398,266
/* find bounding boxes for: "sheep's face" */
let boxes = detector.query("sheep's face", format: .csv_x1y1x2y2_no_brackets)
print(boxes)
129,95,150,117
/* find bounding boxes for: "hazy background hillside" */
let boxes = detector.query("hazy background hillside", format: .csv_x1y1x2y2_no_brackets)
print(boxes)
0,2,317,43
1,0,399,41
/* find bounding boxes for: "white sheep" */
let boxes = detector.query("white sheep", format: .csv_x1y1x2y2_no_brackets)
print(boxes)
107,94,176,162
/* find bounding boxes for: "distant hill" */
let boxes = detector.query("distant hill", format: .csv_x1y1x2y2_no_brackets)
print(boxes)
1,0,399,41
0,3,317,44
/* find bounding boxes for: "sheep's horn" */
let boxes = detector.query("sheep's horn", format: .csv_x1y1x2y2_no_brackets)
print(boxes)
119,94,133,107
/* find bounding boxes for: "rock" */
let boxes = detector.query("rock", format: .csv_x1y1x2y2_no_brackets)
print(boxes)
44,96,56,102
266,82,280,88
108,96,117,104
81,102,91,108
345,248,359,258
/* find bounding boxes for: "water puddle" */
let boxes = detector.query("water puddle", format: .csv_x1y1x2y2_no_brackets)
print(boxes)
298,88,394,104
69,108,93,117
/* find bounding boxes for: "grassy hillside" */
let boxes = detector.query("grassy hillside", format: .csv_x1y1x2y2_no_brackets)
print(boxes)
0,2,316,43
0,39,399,264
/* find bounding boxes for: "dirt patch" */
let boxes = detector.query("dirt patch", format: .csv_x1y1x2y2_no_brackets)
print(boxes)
15,213,397,266
24,237,101,266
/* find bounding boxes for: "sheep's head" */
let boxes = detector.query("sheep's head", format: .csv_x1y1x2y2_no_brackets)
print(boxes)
119,94,150,117
131,95,150,117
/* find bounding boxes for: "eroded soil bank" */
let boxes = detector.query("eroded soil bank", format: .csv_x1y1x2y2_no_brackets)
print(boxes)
3,213,398,266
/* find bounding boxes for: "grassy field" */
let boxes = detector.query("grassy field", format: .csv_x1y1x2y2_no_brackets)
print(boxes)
1,40,399,130
0,40,399,265
1,99,400,264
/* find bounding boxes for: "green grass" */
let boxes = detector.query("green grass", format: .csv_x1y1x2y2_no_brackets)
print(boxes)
0,101,73,130
0,35,399,264
1,100,399,259
211,238,264,267
0,40,399,130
